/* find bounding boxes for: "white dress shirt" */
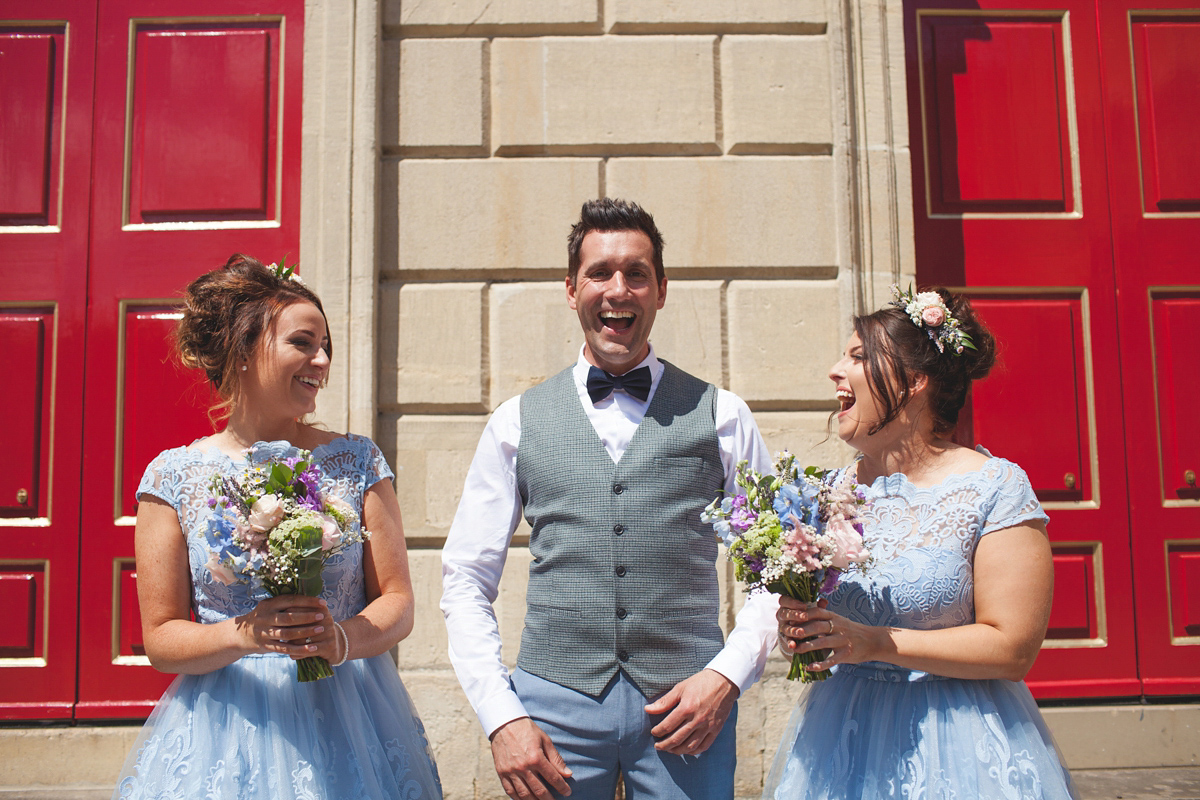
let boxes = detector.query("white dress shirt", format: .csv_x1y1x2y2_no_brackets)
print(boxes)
440,345,778,736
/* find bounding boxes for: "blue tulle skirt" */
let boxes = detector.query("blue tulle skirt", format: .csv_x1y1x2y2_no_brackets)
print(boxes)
765,664,1078,800
113,653,442,800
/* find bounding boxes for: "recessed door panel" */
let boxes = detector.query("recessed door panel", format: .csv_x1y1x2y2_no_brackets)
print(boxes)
1045,544,1102,644
1166,544,1200,641
119,306,213,519
1131,17,1200,213
129,22,281,224
918,13,1075,214
0,567,43,659
966,295,1089,500
116,561,146,659
0,312,50,517
1151,293,1200,501
0,26,63,226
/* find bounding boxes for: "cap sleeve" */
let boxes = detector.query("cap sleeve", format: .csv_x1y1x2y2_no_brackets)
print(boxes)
981,459,1049,535
135,448,182,510
356,434,395,488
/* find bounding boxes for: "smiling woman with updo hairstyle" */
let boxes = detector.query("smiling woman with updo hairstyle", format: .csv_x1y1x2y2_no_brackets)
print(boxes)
110,254,442,800
765,287,1079,799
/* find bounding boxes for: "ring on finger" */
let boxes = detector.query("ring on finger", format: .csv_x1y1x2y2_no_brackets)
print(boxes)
826,620,835,635
305,637,312,644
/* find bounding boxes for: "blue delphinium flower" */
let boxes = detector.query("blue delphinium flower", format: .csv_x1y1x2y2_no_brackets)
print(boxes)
773,479,819,527
205,510,242,562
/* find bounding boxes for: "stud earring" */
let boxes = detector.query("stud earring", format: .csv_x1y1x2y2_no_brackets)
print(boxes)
241,365,247,371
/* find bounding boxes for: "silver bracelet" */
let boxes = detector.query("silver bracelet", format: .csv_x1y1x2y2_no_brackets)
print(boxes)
332,620,349,667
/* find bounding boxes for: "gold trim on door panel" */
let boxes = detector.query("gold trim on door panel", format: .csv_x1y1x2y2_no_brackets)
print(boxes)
1127,11,1200,220
113,300,183,523
0,559,49,668
915,10,1083,221
1165,539,1200,646
1041,541,1107,649
120,16,286,231
953,286,1100,510
122,220,282,232
1148,287,1200,507
111,558,151,666
275,15,286,231
0,302,58,527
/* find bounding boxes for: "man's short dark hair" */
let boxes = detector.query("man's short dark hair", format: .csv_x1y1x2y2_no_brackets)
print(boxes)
567,198,665,284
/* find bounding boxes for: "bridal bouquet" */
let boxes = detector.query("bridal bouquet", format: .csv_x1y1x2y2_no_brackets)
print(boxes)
702,452,870,682
204,451,368,681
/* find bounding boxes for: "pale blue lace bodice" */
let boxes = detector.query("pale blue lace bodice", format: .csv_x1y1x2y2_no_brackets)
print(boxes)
830,454,1048,682
136,435,393,624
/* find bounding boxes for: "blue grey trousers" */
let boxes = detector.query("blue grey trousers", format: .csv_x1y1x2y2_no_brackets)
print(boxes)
511,668,737,800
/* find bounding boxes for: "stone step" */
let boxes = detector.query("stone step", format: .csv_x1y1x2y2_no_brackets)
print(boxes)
1,705,1197,798
3,770,1200,800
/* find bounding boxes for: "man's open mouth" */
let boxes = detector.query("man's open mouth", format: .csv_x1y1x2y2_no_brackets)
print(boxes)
600,310,635,331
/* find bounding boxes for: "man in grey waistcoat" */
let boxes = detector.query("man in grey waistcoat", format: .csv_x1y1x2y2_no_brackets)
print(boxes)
441,198,778,800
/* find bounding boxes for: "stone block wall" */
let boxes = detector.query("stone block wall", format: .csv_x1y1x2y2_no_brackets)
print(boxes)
339,1,912,797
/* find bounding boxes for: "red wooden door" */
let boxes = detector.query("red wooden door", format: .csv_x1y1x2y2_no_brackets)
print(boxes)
0,0,302,719
0,0,97,719
76,0,303,718
905,0,1139,697
1097,1,1200,696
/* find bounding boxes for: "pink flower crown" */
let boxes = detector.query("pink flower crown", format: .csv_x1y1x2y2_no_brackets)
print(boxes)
889,284,975,355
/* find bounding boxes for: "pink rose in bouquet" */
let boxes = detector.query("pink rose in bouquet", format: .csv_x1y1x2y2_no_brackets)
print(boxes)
248,493,285,532
320,514,343,550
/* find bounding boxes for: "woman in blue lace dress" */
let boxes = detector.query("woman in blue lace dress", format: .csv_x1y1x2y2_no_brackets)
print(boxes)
112,255,441,800
767,287,1077,800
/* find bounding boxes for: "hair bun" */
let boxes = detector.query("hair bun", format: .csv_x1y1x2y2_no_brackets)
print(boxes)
940,291,996,382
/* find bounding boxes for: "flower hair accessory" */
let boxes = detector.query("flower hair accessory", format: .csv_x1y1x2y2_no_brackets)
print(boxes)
268,258,303,284
889,284,975,355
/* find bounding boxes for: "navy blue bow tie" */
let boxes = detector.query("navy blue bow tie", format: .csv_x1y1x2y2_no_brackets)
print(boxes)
586,365,652,403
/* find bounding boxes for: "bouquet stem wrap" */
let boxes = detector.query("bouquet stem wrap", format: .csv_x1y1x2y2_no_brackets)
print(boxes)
293,524,332,682
770,572,829,682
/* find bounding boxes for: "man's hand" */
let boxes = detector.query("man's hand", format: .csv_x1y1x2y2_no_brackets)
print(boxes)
644,669,739,755
490,717,573,800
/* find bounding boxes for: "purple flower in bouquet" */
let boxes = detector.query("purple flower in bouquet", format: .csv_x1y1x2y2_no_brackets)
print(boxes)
294,465,323,510
729,495,756,532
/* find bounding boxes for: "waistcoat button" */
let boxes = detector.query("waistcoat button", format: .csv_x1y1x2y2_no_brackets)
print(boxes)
617,608,627,619
617,649,629,662
613,524,625,535
612,483,624,494
615,565,626,577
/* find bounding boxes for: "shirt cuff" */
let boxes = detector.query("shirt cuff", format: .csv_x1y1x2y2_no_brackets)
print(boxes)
477,686,531,739
703,649,761,696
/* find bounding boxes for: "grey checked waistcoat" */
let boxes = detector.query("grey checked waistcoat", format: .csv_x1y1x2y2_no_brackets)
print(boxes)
514,361,726,698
